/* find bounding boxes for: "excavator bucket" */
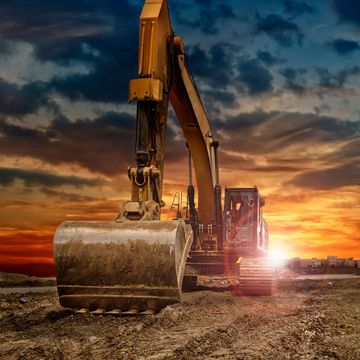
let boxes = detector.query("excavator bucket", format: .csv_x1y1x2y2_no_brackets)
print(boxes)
54,220,192,313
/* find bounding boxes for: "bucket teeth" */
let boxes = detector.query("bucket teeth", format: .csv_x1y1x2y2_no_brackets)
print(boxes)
140,309,155,316
75,308,89,314
75,308,156,316
91,309,105,315
121,308,139,316
105,309,121,316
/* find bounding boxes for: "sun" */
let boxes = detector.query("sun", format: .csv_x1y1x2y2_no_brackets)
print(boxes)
268,246,289,267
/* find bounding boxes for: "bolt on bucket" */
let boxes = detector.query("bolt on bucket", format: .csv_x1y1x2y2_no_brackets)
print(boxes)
54,219,192,312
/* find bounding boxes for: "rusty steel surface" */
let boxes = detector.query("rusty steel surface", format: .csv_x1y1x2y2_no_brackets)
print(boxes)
54,219,192,311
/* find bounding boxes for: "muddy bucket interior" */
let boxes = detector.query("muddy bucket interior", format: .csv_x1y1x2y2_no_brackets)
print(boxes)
53,219,192,312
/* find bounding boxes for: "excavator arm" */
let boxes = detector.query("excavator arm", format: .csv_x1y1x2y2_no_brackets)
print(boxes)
121,0,222,244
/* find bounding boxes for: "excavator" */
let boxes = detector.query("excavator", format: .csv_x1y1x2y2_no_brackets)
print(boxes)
53,0,274,315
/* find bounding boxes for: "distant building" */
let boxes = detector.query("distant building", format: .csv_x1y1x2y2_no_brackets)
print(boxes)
336,258,345,267
312,258,324,267
344,258,354,267
300,258,313,268
299,258,324,268
290,256,359,270
327,256,337,267
292,257,301,268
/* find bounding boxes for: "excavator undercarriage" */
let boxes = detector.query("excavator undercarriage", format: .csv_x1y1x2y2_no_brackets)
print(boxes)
53,0,275,315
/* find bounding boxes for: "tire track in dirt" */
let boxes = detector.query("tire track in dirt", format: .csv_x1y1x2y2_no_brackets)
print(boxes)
151,294,310,360
0,279,359,359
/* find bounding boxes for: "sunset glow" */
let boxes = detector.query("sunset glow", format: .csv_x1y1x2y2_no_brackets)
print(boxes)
0,0,359,276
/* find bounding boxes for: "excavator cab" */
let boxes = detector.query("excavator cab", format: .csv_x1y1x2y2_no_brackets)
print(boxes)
184,187,274,295
224,187,269,256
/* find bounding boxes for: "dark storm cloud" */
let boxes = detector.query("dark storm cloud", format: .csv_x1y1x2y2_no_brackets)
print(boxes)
171,1,236,35
39,187,100,201
280,67,307,94
187,43,235,88
203,89,236,106
0,1,138,61
194,0,213,5
0,111,136,176
0,167,105,188
0,79,53,116
314,103,331,115
0,0,237,104
48,33,139,103
317,66,360,89
282,0,316,18
0,40,11,54
328,138,360,163
328,39,360,55
254,13,304,47
214,111,360,188
237,58,274,95
0,0,140,103
256,50,283,66
286,163,360,189
214,111,359,156
332,0,360,26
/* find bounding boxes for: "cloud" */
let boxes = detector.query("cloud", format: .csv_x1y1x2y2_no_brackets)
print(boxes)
314,103,331,115
214,111,359,160
0,1,138,61
194,0,213,5
187,43,235,89
0,167,105,188
47,26,139,103
332,0,360,26
280,67,307,93
203,89,237,106
0,111,136,175
213,111,359,192
328,38,360,55
171,2,236,35
0,1,140,104
0,110,188,176
39,187,101,201
328,138,360,163
316,66,360,88
286,163,360,189
282,1,316,18
0,231,55,276
256,50,283,66
0,79,53,116
254,13,304,47
237,58,274,95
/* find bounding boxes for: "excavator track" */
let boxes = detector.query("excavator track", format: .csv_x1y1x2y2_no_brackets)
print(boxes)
237,257,275,296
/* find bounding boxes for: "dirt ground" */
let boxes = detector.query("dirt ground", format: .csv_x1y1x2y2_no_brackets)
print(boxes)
0,278,359,360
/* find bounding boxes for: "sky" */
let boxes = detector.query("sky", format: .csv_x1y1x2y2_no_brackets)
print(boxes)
0,0,359,276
